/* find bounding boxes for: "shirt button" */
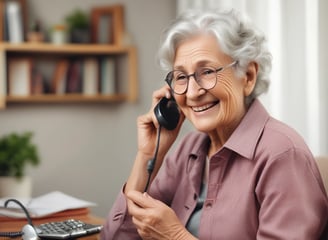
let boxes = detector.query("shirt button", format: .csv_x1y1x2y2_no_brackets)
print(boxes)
193,193,197,200
205,202,213,209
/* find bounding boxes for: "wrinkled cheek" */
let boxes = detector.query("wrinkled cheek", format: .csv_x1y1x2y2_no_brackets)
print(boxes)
212,78,243,126
218,93,240,125
218,103,232,125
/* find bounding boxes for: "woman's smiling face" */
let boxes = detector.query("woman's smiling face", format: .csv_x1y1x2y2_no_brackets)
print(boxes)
173,33,256,139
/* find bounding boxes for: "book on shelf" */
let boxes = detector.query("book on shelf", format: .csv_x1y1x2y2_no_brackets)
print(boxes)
100,57,117,95
0,0,4,41
8,58,32,96
5,0,24,43
66,60,83,93
51,59,70,94
82,57,99,95
31,67,44,95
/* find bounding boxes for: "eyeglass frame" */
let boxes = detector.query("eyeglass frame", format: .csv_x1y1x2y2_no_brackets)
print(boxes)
165,60,238,95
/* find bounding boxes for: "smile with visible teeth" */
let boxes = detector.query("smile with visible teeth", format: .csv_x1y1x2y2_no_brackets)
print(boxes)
192,102,218,112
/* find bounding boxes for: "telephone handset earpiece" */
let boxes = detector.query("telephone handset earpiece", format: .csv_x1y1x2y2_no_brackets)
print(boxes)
154,97,180,130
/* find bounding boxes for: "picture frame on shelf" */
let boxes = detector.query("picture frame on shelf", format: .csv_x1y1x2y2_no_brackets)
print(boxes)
91,4,124,45
0,0,27,42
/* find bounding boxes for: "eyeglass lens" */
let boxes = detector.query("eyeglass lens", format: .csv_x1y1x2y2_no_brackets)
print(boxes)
166,61,237,95
167,67,218,94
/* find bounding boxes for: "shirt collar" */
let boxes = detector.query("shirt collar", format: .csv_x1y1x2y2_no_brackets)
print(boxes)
224,99,270,160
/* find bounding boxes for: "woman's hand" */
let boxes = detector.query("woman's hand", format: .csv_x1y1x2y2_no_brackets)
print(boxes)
124,86,184,195
127,191,196,240
137,86,185,160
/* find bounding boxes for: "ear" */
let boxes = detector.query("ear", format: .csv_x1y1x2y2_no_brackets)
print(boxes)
243,61,258,97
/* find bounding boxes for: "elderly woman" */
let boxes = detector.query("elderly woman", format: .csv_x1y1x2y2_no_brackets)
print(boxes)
101,9,328,239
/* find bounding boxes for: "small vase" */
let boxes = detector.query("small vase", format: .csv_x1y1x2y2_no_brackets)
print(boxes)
0,176,32,198
51,25,68,45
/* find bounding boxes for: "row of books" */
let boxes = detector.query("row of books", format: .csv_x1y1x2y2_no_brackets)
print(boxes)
7,57,117,96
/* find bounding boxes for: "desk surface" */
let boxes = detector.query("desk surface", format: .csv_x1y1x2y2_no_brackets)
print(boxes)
0,214,104,240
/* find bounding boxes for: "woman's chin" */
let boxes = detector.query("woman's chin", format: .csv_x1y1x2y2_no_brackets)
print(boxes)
192,120,217,133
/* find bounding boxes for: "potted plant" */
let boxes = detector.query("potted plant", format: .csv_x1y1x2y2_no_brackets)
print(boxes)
27,19,44,42
0,131,40,198
65,8,90,43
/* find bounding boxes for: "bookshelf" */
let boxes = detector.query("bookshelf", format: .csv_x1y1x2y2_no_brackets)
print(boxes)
0,2,138,109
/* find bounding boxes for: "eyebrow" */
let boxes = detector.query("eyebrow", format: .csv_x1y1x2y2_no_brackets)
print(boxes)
173,60,220,71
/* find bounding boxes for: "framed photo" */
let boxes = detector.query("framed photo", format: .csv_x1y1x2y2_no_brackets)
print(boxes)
91,4,124,45
0,0,27,42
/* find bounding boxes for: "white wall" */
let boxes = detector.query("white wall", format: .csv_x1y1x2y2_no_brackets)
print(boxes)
319,0,328,155
0,0,176,217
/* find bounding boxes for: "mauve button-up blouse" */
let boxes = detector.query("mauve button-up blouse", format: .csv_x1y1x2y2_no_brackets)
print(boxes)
101,99,328,240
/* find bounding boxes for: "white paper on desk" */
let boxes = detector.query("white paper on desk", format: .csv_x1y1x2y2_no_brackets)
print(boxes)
0,191,96,218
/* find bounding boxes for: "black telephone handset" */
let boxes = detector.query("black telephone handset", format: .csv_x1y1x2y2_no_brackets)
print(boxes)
154,97,180,130
144,97,180,192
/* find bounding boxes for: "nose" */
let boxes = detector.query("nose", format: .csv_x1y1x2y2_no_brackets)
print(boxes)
186,74,204,97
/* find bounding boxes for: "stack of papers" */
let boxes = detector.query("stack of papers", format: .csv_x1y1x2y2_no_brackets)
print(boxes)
0,191,96,219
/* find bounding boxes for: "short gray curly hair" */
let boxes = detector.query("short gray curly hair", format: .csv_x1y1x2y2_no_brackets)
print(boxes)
157,9,272,103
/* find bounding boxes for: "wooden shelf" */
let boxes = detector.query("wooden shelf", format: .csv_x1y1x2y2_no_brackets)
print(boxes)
0,42,138,108
0,0,138,109
0,42,135,54
6,93,128,103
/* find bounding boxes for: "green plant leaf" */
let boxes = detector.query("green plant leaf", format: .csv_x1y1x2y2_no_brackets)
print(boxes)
0,131,40,178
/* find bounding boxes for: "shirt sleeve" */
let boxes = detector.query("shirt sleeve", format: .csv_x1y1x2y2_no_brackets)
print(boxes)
100,185,140,240
255,148,328,239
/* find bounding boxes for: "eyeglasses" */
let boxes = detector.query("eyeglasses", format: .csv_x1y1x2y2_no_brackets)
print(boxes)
165,61,238,95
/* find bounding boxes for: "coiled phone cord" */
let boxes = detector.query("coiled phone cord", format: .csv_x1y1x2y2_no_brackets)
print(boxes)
0,199,34,238
143,125,162,192
0,231,23,238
